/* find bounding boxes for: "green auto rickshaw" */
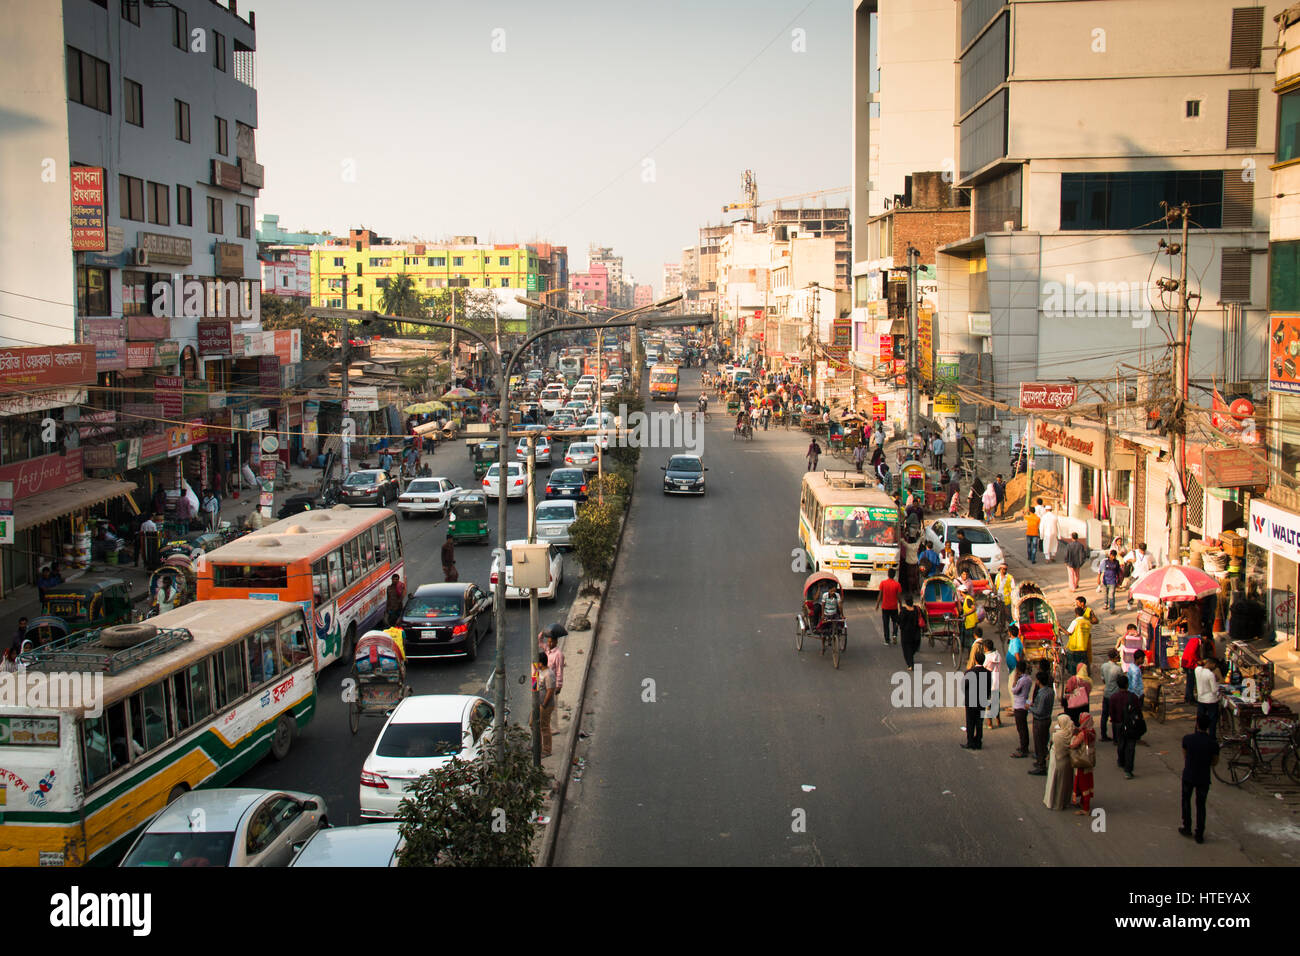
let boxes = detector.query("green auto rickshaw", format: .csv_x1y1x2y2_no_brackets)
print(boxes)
40,577,134,633
447,493,490,543
468,439,500,479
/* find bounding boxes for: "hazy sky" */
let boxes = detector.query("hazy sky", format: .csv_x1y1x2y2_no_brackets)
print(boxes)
255,0,852,291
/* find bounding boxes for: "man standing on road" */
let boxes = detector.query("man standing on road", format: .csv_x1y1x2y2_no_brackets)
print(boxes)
1180,717,1219,844
806,438,821,472
385,573,405,627
1010,660,1033,757
961,648,992,750
1062,532,1090,590
1110,674,1143,778
956,529,974,558
1028,670,1055,774
441,533,458,583
546,633,565,734
993,474,1006,519
533,652,555,758
1040,506,1059,562
1099,648,1123,742
1195,656,1222,739
898,592,925,671
1064,606,1092,676
1024,508,1041,565
931,432,945,468
877,567,902,645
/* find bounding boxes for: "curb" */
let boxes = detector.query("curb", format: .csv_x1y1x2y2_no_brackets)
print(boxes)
535,469,636,866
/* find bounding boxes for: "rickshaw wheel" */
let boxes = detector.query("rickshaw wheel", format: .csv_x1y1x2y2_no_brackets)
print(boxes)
348,699,360,735
951,636,961,669
832,633,841,669
837,624,847,653
795,620,804,652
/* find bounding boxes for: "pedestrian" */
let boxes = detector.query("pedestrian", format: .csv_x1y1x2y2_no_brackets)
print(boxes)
1180,716,1220,844
1006,623,1025,675
981,480,997,520
546,633,565,734
1126,648,1146,700
876,566,902,645
956,529,973,558
1040,506,1059,561
385,573,405,627
202,489,220,532
806,438,821,472
993,474,1006,519
1069,713,1097,815
853,442,866,474
1109,673,1144,778
1034,497,1046,516
898,592,925,671
1195,655,1222,739
1064,606,1092,676
940,542,958,577
1010,660,1033,757
959,590,978,655
993,564,1015,618
900,532,921,594
137,513,159,568
983,638,1003,730
11,617,28,654
1099,550,1123,612
213,468,224,501
1099,648,1123,742
1024,508,1041,564
1063,662,1092,726
961,647,991,750
1028,669,1055,775
1062,532,1090,590
1045,714,1075,810
1180,628,1202,703
948,487,960,517
1117,622,1143,668
441,533,458,582
533,652,555,757
968,480,984,521
931,432,945,468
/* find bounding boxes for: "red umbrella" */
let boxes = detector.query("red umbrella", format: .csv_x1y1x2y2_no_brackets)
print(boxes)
1128,564,1221,603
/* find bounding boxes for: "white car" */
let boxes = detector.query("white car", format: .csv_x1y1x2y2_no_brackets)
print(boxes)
577,375,597,388
535,500,578,549
564,442,601,472
359,695,499,820
564,399,590,418
582,414,614,449
482,461,528,500
491,539,564,600
396,477,463,519
571,385,595,404
923,518,1006,569
515,435,553,465
540,387,567,413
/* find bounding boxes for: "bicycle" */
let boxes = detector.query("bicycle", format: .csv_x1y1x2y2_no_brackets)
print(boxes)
1212,719,1300,785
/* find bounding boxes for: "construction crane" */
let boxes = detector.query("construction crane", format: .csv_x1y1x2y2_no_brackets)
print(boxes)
722,172,850,220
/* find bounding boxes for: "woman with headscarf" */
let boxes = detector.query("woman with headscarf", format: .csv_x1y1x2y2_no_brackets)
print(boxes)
1063,662,1093,726
968,476,985,521
1069,712,1097,815
1044,713,1075,810
982,637,1003,730
981,480,998,521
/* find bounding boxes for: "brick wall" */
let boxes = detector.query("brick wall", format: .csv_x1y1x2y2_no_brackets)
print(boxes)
889,210,971,262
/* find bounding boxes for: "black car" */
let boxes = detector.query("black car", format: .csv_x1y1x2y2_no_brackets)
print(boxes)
662,454,707,495
278,493,324,519
400,583,494,661
544,467,588,501
340,469,398,506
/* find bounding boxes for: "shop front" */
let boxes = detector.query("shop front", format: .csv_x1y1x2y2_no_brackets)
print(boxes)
1247,498,1300,646
1031,416,1109,545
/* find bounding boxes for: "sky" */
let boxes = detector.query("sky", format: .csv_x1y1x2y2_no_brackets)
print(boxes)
254,0,853,292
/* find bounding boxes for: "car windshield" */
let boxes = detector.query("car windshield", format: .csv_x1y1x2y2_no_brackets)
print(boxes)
667,457,702,472
537,503,575,520
122,831,236,867
377,721,463,758
551,470,583,484
404,593,462,617
949,526,996,545
822,505,901,547
344,473,377,486
405,480,441,493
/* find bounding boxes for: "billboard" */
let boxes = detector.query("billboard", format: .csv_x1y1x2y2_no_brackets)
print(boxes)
1269,313,1300,393
70,167,106,251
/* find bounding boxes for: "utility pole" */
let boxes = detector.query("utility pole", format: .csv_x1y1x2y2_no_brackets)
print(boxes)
906,246,919,437
1168,200,1191,561
341,274,351,476
525,432,541,765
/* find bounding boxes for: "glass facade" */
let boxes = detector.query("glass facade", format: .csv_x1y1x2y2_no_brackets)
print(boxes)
1059,171,1223,230
1280,89,1300,164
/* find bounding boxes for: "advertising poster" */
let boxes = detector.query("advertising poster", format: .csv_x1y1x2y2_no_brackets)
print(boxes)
1269,313,1300,393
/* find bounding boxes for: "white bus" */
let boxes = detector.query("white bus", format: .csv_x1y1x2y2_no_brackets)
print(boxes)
798,471,902,591
0,600,317,866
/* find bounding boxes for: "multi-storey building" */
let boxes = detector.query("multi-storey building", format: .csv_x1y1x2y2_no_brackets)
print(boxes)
256,213,333,247
588,245,628,308
569,263,609,310
633,284,654,308
261,246,311,299
771,206,852,291
662,262,682,300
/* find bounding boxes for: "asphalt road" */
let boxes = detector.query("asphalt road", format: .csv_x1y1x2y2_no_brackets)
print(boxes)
553,368,1269,866
241,435,579,826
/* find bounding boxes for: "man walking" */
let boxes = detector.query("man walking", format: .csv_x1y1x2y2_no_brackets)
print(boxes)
806,438,821,472
546,632,565,734
1180,629,1202,703
1099,648,1123,742
897,592,924,671
1180,717,1219,843
931,432,945,469
1010,660,1032,758
876,567,902,645
201,489,220,532
385,573,405,627
1028,670,1055,774
1062,532,1090,590
993,474,1006,519
533,652,556,757
1109,674,1143,778
1040,505,1059,562
441,533,458,582
1195,655,1222,739
1024,508,1041,564
962,648,992,749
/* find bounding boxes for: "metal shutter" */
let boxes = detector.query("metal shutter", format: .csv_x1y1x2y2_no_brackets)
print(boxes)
1229,7,1265,69
1221,250,1253,302
1227,89,1260,147
1186,471,1204,534
1222,176,1254,228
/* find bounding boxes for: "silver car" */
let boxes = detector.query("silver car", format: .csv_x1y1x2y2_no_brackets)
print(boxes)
515,436,553,465
120,788,328,868
564,442,601,473
289,823,404,867
535,499,579,548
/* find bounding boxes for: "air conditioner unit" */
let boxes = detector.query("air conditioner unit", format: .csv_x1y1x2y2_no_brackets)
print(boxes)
133,247,149,267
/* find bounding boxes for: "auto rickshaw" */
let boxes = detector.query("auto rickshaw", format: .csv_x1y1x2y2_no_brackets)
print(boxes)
39,578,134,634
900,461,928,510
468,439,500,479
727,390,741,414
145,555,197,618
448,493,490,544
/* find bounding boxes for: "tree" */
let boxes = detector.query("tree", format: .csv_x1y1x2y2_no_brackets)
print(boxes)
260,294,338,361
395,724,551,867
380,272,430,339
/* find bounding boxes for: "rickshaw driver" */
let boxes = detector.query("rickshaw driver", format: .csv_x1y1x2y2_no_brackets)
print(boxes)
818,586,843,630
958,590,978,652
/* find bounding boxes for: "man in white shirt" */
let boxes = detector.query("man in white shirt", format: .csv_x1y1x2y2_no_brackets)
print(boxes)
1040,505,1060,562
1195,657,1222,738
1124,542,1152,606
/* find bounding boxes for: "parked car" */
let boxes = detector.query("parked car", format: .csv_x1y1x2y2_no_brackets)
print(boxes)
289,823,404,867
483,461,528,500
399,582,494,660
662,454,708,496
340,469,398,506
491,539,564,601
515,436,553,465
396,477,463,519
120,789,328,868
359,695,498,820
923,517,1006,568
544,467,588,501
564,442,601,473
534,499,579,548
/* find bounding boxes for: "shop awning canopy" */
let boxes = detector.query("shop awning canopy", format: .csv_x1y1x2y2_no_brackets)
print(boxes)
15,479,139,533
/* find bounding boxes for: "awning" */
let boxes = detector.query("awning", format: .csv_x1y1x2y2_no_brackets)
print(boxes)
14,479,139,533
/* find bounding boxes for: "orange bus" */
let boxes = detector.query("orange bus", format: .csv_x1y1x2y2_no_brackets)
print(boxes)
195,506,404,669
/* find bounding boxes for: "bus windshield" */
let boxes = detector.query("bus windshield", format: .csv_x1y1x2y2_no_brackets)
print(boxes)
822,505,899,547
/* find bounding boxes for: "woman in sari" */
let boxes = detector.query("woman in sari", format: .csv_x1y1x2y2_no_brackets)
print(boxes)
1044,714,1075,810
1070,712,1097,815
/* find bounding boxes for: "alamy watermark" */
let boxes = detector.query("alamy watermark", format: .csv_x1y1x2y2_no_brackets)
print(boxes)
613,403,703,455
1,672,104,718
890,663,991,709
1040,275,1152,329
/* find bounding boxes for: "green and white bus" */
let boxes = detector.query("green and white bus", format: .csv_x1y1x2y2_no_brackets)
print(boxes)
798,471,901,592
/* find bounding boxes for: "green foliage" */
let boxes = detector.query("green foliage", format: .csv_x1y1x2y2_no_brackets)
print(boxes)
380,272,428,319
395,724,551,867
569,496,622,581
261,294,337,361
587,471,629,505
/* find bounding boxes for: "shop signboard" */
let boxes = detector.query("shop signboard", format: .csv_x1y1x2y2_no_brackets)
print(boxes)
127,316,170,340
1203,447,1269,488
155,340,180,367
198,321,232,356
0,345,97,392
140,430,170,462
1019,383,1078,411
154,376,183,418
872,399,887,422
214,241,244,277
241,331,274,356
347,386,379,412
0,480,13,544
247,408,271,430
82,444,116,469
259,356,280,390
0,448,84,500
1249,499,1300,561
0,388,87,416
183,378,209,417
126,342,156,368
1032,418,1107,470
1269,313,1300,393
70,166,106,251
211,160,242,191
273,329,301,366
137,232,192,266
878,334,893,362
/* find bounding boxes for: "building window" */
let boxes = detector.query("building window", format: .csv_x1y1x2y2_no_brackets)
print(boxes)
1278,90,1300,164
123,77,142,126
173,6,187,50
1059,171,1223,230
500,278,509,287
147,181,169,225
1227,88,1260,148
207,196,223,234
499,256,510,266
67,46,110,113
76,266,109,316
120,0,138,24
453,257,464,267
122,269,149,316
333,257,344,267
174,99,190,142
177,184,192,226
1229,6,1265,69
213,30,227,71
376,278,389,289
237,204,251,239
215,116,228,155
428,257,446,266
119,174,144,221
1186,99,1201,118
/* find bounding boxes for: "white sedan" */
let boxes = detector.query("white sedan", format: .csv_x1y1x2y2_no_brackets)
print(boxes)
359,695,498,821
396,477,463,519
491,539,564,600
923,517,1006,569
482,461,529,500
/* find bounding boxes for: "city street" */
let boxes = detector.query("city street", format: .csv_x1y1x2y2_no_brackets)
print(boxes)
240,438,578,826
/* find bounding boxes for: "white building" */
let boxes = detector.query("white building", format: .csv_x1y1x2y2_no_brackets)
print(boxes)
261,246,311,299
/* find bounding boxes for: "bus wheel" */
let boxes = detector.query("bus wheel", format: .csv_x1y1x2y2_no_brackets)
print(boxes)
166,784,189,804
270,714,295,761
342,624,357,662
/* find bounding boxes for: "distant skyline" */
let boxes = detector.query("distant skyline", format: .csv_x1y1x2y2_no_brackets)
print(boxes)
255,0,851,290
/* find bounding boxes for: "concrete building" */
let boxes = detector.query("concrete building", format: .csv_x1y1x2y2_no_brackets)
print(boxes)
588,245,628,309
771,205,852,291
261,246,311,298
662,262,682,300
633,284,654,308
768,232,841,365
569,263,609,310
256,213,333,247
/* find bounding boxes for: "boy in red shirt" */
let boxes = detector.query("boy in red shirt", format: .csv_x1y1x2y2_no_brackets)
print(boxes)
877,567,903,646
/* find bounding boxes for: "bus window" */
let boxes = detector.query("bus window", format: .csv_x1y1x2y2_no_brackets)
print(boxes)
105,701,137,771
82,707,119,785
130,682,169,753
375,524,389,565
214,644,247,709
247,627,278,687
280,619,311,668
386,517,402,558
341,543,354,587
328,549,344,593
172,661,212,733
213,564,288,589
360,528,375,570
348,538,362,580
312,559,330,602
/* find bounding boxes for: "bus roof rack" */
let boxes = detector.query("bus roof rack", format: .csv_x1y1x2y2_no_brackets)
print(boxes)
20,626,194,675
821,470,874,490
